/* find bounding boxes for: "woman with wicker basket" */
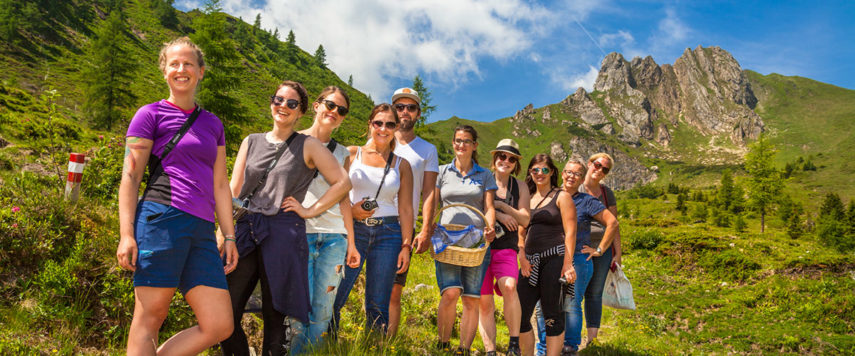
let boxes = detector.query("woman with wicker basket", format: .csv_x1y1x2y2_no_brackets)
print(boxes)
479,139,531,356
332,103,414,334
516,154,577,356
424,125,497,356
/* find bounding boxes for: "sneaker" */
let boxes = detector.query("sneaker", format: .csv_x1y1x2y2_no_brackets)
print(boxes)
507,344,521,356
561,345,577,356
437,341,451,352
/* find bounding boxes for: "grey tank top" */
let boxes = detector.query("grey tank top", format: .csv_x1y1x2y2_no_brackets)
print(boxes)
239,132,314,215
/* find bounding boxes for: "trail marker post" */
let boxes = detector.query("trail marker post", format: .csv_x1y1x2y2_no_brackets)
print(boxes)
65,153,86,202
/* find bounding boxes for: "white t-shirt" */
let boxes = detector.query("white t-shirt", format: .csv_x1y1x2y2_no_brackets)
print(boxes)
394,136,439,220
303,142,350,234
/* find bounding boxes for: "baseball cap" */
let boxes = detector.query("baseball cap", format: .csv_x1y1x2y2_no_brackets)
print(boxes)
391,87,420,104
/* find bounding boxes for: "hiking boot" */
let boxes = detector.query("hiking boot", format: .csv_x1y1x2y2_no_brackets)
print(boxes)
507,344,521,356
561,345,577,356
453,347,471,356
485,351,497,356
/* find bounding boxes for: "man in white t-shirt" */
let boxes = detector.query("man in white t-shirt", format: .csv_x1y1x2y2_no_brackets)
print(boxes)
388,87,440,336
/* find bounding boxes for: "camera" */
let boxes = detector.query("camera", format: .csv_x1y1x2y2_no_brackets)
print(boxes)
360,197,379,211
232,197,249,221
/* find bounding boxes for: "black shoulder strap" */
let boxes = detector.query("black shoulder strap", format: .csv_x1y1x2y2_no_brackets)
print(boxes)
146,105,202,186
508,176,519,208
241,132,299,203
313,138,338,179
372,151,394,201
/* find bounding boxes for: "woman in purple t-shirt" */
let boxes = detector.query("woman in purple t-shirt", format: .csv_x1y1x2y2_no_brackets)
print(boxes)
116,37,238,354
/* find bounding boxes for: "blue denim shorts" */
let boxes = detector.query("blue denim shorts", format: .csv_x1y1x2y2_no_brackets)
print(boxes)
435,248,491,298
133,201,227,295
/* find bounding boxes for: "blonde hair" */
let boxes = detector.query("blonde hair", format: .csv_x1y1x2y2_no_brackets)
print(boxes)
158,36,205,73
588,152,615,168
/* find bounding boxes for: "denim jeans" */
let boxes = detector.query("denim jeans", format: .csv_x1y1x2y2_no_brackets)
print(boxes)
292,233,348,354
585,246,613,329
534,301,547,356
332,221,402,332
564,253,593,349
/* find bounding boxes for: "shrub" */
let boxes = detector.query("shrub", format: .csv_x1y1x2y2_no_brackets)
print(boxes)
628,184,663,199
626,229,665,251
698,249,760,282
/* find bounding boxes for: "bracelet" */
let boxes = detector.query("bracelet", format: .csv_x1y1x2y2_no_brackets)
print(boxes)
225,238,237,243
401,243,412,250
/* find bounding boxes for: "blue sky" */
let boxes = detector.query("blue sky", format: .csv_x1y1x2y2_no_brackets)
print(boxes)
176,0,855,123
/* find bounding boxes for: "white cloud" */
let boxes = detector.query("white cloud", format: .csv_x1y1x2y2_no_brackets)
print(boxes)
598,30,634,49
549,65,599,92
657,8,689,43
220,0,552,100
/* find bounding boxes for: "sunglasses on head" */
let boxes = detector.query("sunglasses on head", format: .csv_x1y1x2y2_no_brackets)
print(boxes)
394,103,419,113
530,167,550,175
495,152,518,164
592,160,611,175
323,100,349,116
371,120,398,130
270,95,300,109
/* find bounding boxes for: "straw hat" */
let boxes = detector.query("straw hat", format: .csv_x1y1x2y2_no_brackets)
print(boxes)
490,138,521,157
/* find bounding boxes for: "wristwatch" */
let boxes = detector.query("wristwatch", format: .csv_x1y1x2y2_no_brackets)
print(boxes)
596,247,602,255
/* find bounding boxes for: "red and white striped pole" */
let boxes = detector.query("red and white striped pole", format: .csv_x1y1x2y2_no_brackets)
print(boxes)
65,153,86,202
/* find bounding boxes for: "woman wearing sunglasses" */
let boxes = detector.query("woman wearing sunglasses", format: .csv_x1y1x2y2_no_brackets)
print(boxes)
516,154,576,356
579,153,621,347
479,139,530,356
290,86,363,354
220,81,351,355
558,159,619,354
425,125,497,355
332,103,414,334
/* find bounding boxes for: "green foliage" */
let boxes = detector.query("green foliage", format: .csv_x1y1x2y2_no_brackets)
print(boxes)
733,213,747,233
150,0,178,28
744,134,783,232
625,229,665,251
314,44,327,68
710,206,730,227
675,192,687,215
82,9,138,130
698,249,760,282
691,203,708,222
627,183,662,199
412,74,436,125
819,192,846,221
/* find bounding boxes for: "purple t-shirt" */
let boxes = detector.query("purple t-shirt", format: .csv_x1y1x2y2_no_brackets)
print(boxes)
126,100,225,222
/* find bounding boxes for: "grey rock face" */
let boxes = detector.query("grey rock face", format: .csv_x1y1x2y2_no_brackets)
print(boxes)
566,136,658,190
550,142,568,162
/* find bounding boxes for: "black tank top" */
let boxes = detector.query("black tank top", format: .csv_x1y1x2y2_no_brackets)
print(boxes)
525,189,564,254
492,175,520,251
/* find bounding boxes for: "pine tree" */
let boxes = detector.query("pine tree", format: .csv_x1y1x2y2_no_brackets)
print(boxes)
82,9,138,129
191,0,249,149
286,30,296,46
744,134,783,233
848,200,855,235
347,75,353,87
819,193,845,221
411,74,437,126
716,170,736,212
733,214,747,233
151,0,177,28
252,13,261,35
692,204,708,223
676,192,687,215
314,44,327,68
0,0,20,44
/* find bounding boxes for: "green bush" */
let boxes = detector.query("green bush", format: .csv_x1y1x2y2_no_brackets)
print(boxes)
626,229,665,251
817,216,854,252
698,249,760,282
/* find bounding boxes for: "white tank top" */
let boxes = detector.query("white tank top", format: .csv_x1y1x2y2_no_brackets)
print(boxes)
348,147,401,218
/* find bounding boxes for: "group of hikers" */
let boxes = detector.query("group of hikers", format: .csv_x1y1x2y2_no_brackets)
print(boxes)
115,37,622,356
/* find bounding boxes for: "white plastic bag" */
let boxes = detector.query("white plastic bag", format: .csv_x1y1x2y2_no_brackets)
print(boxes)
602,263,636,310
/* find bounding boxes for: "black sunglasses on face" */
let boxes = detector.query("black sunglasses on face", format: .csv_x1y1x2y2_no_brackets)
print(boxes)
371,120,398,130
394,103,419,113
592,161,611,175
270,95,300,109
323,100,349,116
495,152,518,164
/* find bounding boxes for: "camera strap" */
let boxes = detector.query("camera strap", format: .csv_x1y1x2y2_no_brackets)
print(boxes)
240,131,299,206
371,150,394,201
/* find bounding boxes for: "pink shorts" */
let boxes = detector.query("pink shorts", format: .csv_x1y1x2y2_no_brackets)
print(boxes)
480,248,519,296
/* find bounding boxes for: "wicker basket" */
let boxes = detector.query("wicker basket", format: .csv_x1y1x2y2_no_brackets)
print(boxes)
430,203,490,267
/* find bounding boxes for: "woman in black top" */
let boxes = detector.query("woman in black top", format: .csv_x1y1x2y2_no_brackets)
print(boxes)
517,154,577,356
479,139,531,356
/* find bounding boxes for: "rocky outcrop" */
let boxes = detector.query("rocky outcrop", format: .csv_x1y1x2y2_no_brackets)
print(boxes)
550,142,567,162
562,87,612,134
566,136,657,190
511,103,540,138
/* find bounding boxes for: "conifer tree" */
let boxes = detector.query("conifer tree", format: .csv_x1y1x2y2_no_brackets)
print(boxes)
848,200,855,235
347,75,353,87
411,74,436,126
151,0,177,28
314,44,327,68
191,0,249,148
253,13,261,35
82,9,137,129
733,214,747,233
744,134,783,233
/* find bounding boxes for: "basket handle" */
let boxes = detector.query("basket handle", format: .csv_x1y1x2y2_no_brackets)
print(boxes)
435,203,488,226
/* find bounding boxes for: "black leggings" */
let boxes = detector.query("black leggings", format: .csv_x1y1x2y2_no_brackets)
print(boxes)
220,248,289,356
518,254,565,337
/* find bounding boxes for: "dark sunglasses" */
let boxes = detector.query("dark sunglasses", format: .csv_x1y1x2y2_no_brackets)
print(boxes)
530,167,550,175
371,120,398,130
495,152,518,164
323,100,349,116
394,103,419,112
270,95,300,109
592,161,611,175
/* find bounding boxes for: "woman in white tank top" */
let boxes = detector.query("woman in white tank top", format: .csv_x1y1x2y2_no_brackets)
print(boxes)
331,103,414,335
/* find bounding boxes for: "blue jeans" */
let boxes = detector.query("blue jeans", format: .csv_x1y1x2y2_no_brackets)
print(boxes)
585,247,613,329
534,301,547,356
292,233,347,355
564,253,593,349
435,247,491,298
332,221,402,332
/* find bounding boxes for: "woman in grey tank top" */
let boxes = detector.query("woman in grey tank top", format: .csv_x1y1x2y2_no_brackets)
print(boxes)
220,81,352,355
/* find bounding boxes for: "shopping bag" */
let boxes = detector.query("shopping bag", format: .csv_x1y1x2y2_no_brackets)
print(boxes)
602,263,636,310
